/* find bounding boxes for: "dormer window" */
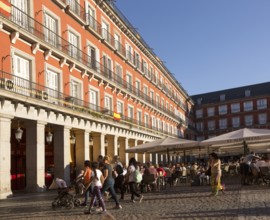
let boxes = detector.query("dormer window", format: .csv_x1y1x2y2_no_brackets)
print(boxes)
197,98,202,105
220,94,225,101
245,89,251,97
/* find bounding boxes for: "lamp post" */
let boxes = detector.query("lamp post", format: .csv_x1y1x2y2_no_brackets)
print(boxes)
15,126,23,189
46,127,53,145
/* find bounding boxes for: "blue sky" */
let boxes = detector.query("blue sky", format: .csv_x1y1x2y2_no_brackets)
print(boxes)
115,0,270,95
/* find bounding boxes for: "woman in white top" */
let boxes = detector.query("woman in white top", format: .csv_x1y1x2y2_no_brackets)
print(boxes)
84,162,106,214
127,157,143,203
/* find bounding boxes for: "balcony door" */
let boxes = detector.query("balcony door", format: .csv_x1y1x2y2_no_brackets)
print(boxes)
11,0,29,29
44,13,57,47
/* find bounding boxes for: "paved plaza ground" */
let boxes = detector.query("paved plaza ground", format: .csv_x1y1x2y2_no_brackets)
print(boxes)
0,176,269,220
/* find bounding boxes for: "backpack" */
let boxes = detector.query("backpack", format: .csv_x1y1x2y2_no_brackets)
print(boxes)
115,164,123,175
133,169,142,183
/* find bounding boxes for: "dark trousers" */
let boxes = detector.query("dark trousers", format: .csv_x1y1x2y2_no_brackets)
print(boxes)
114,175,125,199
129,182,140,200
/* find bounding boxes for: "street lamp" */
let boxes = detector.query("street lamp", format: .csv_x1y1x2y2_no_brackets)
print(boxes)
15,127,23,142
46,126,53,145
70,132,76,145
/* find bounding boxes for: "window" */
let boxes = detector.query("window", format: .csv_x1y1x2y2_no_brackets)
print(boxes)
143,86,148,100
46,69,59,102
207,120,215,131
148,66,153,79
245,115,253,126
142,59,148,75
196,122,204,132
156,95,160,108
116,100,123,115
86,3,96,29
232,117,240,128
101,21,109,42
219,105,227,115
87,45,97,70
207,107,215,117
144,114,149,127
67,0,79,14
114,33,121,51
13,54,30,96
102,56,113,79
257,99,267,109
244,101,253,111
220,94,225,101
104,95,112,111
219,118,227,129
128,105,134,119
89,89,98,110
231,103,240,113
151,116,156,129
115,64,123,84
137,110,142,125
70,79,81,99
135,80,140,96
245,89,251,97
126,74,132,91
44,13,58,47
150,90,154,103
196,109,203,118
161,99,164,109
197,98,202,105
258,113,267,125
134,52,140,69
11,0,29,29
68,31,79,59
126,43,133,62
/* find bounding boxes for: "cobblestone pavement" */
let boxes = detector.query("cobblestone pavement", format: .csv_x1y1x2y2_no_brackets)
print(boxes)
0,177,269,220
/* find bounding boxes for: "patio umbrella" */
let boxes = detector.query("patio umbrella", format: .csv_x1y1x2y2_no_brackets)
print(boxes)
200,128,270,154
125,137,199,154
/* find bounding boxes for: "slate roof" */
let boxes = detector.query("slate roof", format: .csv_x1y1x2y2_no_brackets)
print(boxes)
191,81,270,105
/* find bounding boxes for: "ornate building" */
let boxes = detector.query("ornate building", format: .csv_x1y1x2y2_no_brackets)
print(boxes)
0,0,192,198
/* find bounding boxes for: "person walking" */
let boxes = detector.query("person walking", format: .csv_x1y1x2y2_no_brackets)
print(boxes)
209,153,224,196
81,160,92,206
127,157,143,203
84,162,106,214
101,156,122,209
113,155,125,200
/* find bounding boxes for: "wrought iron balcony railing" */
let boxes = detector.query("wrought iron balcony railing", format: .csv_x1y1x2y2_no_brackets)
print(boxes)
0,71,177,137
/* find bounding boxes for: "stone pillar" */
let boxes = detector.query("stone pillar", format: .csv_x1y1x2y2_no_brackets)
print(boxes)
0,115,13,199
134,140,138,161
107,136,115,159
25,121,46,192
75,130,90,173
128,139,135,160
119,138,129,166
93,133,105,161
152,153,158,166
54,126,71,185
114,136,119,156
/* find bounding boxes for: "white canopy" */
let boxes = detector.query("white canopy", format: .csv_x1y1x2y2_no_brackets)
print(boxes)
125,137,199,153
200,128,270,154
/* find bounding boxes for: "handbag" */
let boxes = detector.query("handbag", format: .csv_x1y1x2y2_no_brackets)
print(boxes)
205,167,211,176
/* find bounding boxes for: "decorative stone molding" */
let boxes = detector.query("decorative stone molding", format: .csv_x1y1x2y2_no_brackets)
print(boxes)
69,63,75,72
10,31,19,44
31,43,39,54
59,58,66,68
44,49,52,61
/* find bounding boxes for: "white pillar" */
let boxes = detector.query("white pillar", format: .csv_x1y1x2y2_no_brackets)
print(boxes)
124,138,129,166
113,136,118,156
0,115,13,199
75,130,90,173
54,126,71,185
134,140,138,161
25,121,46,192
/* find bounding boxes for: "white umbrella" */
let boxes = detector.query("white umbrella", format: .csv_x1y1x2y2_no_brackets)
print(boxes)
200,128,270,154
125,137,199,153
